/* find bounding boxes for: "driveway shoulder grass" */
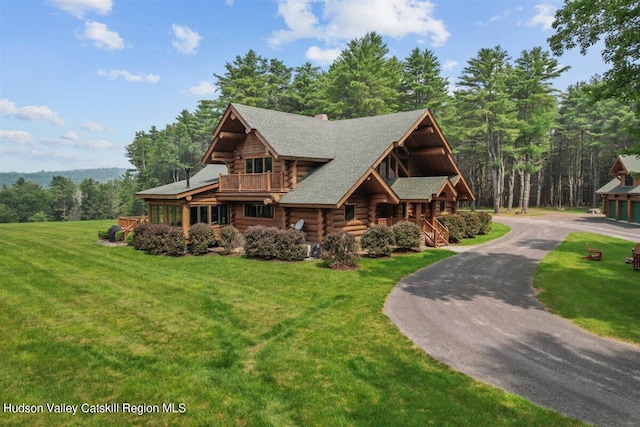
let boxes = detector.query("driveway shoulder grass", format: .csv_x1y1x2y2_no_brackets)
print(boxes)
533,232,640,345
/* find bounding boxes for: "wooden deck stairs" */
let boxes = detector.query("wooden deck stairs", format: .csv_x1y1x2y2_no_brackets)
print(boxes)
423,218,449,247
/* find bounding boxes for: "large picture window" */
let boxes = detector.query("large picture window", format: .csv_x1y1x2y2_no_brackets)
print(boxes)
245,157,273,174
167,206,182,227
190,205,230,225
244,203,273,218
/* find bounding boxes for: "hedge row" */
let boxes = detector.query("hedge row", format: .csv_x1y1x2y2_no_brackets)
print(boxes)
436,212,492,243
131,223,186,256
360,221,423,257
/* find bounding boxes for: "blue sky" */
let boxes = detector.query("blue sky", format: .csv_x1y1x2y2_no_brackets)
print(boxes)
0,0,607,173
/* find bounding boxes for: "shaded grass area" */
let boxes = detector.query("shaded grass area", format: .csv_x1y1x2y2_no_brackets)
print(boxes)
452,222,510,247
0,221,584,426
533,232,640,345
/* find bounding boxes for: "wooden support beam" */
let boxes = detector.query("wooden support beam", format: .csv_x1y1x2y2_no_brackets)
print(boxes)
210,151,234,159
413,147,446,156
413,126,435,136
218,131,245,140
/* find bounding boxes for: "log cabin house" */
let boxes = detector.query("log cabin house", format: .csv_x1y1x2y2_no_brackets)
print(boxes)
596,154,640,224
136,103,475,246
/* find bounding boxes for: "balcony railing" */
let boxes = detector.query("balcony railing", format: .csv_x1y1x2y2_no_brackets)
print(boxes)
219,171,285,192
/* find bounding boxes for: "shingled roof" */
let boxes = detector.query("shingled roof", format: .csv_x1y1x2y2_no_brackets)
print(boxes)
136,164,227,198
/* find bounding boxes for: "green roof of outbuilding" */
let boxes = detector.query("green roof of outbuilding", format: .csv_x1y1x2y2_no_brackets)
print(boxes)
136,164,227,197
596,177,640,195
278,108,428,206
389,177,450,201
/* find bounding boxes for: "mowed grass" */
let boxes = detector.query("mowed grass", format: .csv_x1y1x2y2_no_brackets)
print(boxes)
533,232,640,345
0,221,583,427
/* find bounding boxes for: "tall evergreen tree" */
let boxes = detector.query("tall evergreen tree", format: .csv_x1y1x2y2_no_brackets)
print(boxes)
401,47,450,117
455,46,519,213
325,32,402,118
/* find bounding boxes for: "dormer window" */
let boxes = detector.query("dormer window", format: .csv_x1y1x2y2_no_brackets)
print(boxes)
624,175,634,186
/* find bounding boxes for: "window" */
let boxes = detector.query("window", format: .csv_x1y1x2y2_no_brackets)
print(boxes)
150,205,164,224
190,206,208,225
244,203,273,218
345,204,356,221
168,206,182,227
190,205,230,225
401,202,407,219
245,157,273,174
439,201,446,213
625,175,634,186
211,205,230,224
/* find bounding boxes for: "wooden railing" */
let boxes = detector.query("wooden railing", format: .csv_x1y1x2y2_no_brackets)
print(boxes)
117,215,149,239
376,217,449,247
219,172,285,192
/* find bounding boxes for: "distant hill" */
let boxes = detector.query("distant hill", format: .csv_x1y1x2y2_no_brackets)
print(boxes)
0,168,129,188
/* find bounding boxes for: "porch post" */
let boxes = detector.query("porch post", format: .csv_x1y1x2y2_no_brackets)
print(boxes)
182,204,190,237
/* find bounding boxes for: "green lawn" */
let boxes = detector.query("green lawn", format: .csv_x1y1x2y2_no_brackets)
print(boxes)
0,221,583,426
533,232,640,345
452,222,510,246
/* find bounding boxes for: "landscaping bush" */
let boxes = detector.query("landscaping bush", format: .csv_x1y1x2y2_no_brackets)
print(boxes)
220,225,242,255
244,226,279,260
115,230,125,242
126,232,134,246
437,215,465,243
476,211,492,235
98,229,109,240
189,223,216,255
322,231,359,268
130,223,186,256
460,211,482,238
163,226,187,256
392,221,422,251
131,222,152,251
360,225,395,257
276,228,308,261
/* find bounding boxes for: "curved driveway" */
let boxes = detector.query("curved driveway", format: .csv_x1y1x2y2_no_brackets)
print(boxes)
385,214,640,427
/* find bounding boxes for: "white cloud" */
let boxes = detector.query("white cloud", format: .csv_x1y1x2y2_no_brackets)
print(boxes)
77,21,124,51
269,0,450,54
97,70,160,83
305,46,342,65
82,120,104,131
0,130,33,145
189,81,218,96
225,0,234,5
61,130,79,140
47,0,113,19
528,4,556,30
442,60,459,71
42,136,114,149
172,24,201,55
0,98,64,125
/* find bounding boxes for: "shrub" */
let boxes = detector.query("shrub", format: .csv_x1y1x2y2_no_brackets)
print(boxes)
476,211,493,235
126,232,134,246
98,229,109,240
392,221,422,251
189,223,216,255
163,227,187,256
460,211,482,238
437,215,465,243
131,222,152,251
322,231,359,268
276,228,307,261
220,226,242,255
115,230,125,242
360,225,395,257
130,223,186,256
244,226,279,260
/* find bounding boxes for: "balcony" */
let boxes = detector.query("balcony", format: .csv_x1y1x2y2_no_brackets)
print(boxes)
219,171,285,192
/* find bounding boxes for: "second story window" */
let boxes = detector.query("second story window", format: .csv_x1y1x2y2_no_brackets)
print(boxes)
624,175,634,186
246,157,273,174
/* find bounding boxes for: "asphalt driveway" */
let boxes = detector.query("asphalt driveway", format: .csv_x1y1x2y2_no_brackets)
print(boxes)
384,214,640,427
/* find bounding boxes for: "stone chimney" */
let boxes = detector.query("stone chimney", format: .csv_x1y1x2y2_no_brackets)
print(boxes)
314,114,328,121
